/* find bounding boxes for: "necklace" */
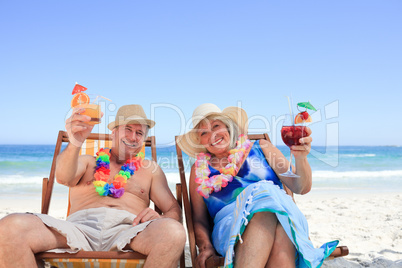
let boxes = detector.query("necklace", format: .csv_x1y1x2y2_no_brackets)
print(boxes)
195,134,252,198
93,148,144,198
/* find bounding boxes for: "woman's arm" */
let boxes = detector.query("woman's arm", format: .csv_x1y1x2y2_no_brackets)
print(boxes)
259,128,312,195
189,165,217,268
290,127,313,193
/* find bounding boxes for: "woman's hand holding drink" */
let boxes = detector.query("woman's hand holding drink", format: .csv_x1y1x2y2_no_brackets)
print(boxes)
279,101,315,178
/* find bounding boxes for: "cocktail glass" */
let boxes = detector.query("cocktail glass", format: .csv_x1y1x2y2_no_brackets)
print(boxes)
78,103,101,125
280,114,307,178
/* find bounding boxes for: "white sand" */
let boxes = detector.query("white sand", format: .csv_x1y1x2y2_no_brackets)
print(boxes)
295,190,402,268
1,190,401,267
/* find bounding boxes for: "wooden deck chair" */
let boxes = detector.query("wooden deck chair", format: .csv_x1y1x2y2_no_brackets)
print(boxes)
175,133,349,267
36,130,185,268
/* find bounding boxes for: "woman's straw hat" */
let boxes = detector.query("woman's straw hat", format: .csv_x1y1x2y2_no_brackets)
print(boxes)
177,103,248,158
107,104,155,130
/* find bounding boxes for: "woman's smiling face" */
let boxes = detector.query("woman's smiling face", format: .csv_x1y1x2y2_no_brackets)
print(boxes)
197,119,230,157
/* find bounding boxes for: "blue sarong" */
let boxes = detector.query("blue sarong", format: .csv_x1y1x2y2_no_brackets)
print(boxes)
212,180,339,268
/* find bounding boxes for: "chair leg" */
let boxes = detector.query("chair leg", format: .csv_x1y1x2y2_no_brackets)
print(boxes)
41,178,48,214
180,250,186,268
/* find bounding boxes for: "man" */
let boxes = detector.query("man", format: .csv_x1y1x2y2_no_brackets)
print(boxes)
0,104,185,268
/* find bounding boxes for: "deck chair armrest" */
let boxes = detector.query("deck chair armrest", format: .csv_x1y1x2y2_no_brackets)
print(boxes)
329,246,349,259
36,251,147,260
205,255,224,267
203,245,349,267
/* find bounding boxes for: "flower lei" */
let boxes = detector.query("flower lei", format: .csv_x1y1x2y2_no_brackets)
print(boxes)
93,148,144,198
195,134,252,198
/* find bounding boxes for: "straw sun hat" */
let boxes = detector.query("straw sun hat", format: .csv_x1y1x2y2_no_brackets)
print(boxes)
177,103,248,158
107,104,155,130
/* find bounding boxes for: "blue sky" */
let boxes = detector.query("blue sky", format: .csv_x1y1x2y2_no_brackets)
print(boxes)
1,0,401,146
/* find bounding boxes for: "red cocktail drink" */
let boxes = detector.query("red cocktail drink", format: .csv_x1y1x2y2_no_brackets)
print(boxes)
281,125,307,147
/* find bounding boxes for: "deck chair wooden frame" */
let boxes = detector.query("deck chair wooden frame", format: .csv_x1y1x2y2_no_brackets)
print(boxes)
175,133,349,267
36,130,185,268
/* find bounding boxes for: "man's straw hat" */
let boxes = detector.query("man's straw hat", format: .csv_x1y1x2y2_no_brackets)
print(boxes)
177,103,248,158
107,104,155,130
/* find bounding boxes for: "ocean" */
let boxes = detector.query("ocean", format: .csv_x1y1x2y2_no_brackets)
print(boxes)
1,144,401,202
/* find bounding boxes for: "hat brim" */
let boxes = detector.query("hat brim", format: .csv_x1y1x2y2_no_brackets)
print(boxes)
108,118,155,130
176,131,208,158
177,107,248,158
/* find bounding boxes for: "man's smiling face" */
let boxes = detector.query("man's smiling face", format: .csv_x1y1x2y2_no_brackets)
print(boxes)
112,124,147,160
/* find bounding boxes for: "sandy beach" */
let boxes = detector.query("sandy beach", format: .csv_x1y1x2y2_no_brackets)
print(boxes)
295,190,402,268
1,189,401,267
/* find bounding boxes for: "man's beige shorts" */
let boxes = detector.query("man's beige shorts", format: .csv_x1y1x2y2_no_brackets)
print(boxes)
34,207,153,253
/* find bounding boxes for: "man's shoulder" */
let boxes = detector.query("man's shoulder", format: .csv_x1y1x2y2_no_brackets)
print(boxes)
77,154,96,168
142,158,157,166
140,159,168,183
80,154,96,161
140,159,159,172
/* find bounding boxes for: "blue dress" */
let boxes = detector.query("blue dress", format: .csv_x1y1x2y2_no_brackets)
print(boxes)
204,140,339,268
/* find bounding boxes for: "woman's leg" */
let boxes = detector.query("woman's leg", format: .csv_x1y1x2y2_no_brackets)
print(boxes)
234,212,277,268
265,222,296,268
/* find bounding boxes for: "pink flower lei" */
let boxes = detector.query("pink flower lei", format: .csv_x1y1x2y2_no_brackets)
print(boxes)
195,134,252,198
93,148,144,198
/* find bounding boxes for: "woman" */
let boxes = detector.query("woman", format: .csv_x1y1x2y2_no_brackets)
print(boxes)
177,103,338,268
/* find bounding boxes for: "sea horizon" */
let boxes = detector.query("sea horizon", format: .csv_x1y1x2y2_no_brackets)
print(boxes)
1,144,401,199
1,143,401,147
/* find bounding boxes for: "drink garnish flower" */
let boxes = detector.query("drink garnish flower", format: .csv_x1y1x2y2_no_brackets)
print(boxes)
294,101,316,124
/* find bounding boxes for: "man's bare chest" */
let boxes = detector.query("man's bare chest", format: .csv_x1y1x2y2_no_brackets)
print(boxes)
80,162,151,198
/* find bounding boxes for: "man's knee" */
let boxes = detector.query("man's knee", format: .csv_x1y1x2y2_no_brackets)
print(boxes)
0,213,29,233
155,218,186,247
0,213,34,244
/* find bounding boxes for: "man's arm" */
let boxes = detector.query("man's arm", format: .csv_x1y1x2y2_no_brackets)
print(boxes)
56,107,97,187
55,144,92,187
149,162,182,222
